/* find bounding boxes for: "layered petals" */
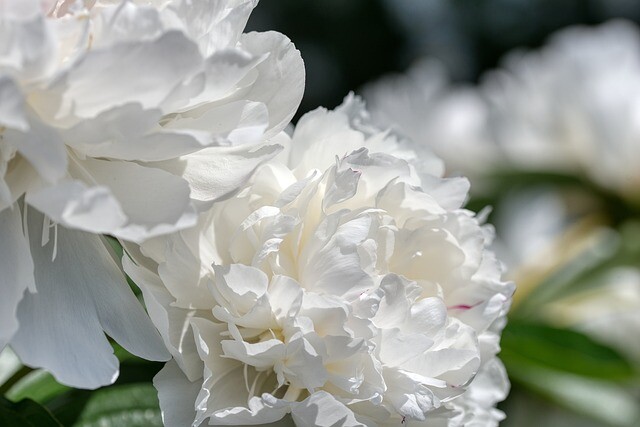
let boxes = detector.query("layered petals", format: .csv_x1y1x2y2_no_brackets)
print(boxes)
132,96,512,425
1,0,303,388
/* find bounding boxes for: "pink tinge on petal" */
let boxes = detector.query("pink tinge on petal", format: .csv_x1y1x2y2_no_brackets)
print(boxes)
447,301,482,311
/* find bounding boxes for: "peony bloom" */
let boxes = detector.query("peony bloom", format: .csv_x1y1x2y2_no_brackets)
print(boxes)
481,20,640,204
366,21,640,206
0,0,303,388
125,96,514,426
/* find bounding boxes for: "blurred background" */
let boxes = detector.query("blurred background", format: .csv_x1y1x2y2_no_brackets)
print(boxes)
251,1,640,426
247,0,640,118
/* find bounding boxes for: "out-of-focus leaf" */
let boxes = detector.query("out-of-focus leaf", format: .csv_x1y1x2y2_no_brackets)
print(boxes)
0,349,22,387
0,397,63,427
6,343,161,406
506,361,640,426
501,320,636,381
514,221,640,318
70,383,162,427
6,370,71,404
105,236,142,297
483,170,638,223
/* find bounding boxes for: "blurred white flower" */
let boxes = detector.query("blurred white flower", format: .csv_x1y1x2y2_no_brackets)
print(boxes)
126,96,513,426
0,0,303,388
363,60,496,185
366,21,640,206
482,20,640,204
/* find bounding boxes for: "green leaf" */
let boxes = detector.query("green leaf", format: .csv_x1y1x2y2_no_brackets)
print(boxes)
514,221,640,317
104,236,142,297
71,383,162,427
0,397,63,427
501,320,636,381
5,370,71,404
506,362,640,426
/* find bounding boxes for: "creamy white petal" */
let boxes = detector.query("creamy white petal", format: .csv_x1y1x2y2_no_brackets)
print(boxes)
79,158,197,242
155,359,202,427
61,103,216,161
290,392,365,427
0,204,34,350
11,211,169,389
0,75,28,131
124,254,204,381
152,143,282,207
3,114,67,184
168,0,257,55
26,179,128,234
238,31,305,137
55,31,202,118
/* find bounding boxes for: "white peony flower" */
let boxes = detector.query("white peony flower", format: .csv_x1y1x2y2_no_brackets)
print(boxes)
0,0,303,388
125,95,513,426
366,21,640,206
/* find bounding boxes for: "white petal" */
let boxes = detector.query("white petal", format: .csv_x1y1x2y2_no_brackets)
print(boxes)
290,391,365,427
419,175,470,211
211,264,269,313
300,212,374,299
0,5,55,78
11,211,169,389
168,0,256,54
164,100,269,147
80,158,197,242
239,31,305,137
0,204,34,350
152,143,282,208
124,255,205,382
289,107,366,174
55,31,202,118
155,359,202,427
3,114,67,183
165,50,264,111
157,232,217,310
26,179,128,234
268,275,303,321
93,1,164,45
62,103,214,161
1,154,39,212
0,75,28,131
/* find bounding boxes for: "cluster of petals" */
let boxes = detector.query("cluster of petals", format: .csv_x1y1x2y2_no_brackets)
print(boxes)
126,96,514,426
0,0,303,388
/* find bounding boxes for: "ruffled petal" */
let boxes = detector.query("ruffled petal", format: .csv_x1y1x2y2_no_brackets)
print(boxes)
290,391,365,427
124,254,205,382
11,210,169,389
238,31,305,137
26,179,128,235
155,359,202,427
152,142,282,208
79,158,197,243
0,204,34,350
54,31,202,118
3,113,67,184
